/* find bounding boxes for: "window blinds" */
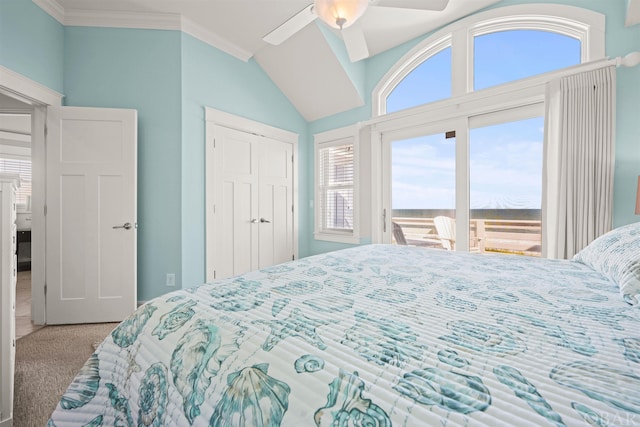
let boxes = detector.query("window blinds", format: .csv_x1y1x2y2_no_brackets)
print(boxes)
318,143,354,232
0,158,31,207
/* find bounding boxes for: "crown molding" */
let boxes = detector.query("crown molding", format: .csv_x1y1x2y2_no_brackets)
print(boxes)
181,17,252,62
32,1,253,62
64,9,182,30
32,0,64,24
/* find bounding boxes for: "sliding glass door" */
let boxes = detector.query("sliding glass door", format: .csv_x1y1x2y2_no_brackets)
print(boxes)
381,106,544,256
382,122,460,249
469,112,544,256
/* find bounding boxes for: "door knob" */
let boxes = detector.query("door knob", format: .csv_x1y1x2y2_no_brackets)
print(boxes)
113,222,132,230
260,218,271,223
251,219,258,223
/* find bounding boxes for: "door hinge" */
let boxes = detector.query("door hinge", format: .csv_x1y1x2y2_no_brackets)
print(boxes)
44,124,48,138
213,138,216,148
213,270,216,279
291,205,294,213
44,204,47,216
292,254,295,261
291,154,294,162
44,283,47,296
213,204,216,214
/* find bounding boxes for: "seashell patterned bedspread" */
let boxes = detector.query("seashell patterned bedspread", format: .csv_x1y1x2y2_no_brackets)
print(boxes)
48,244,640,426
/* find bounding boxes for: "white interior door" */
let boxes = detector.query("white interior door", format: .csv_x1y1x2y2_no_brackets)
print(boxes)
258,138,293,268
46,106,137,324
212,126,259,280
209,125,294,281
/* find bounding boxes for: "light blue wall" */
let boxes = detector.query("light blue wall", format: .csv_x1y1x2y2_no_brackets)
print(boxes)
0,0,64,93
180,33,308,288
64,27,183,301
1,0,637,298
305,0,640,255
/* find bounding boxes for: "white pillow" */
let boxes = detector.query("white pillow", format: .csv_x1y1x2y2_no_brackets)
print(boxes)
573,222,640,306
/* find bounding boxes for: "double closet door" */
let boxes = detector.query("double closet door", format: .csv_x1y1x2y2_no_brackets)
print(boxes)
208,125,294,281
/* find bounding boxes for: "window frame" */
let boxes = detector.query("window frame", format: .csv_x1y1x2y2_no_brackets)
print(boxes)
314,125,360,244
368,4,605,245
373,4,605,116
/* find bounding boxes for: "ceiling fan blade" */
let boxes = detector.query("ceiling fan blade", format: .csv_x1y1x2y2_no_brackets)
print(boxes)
263,4,316,45
342,22,369,62
372,0,449,11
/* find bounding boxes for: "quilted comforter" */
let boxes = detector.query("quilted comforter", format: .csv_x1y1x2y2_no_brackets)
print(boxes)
49,244,640,426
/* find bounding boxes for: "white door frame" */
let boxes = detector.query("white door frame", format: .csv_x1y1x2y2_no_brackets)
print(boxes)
0,65,63,325
205,107,299,282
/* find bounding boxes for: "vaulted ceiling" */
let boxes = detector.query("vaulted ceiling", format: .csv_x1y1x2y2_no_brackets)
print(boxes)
34,0,504,120
33,0,640,121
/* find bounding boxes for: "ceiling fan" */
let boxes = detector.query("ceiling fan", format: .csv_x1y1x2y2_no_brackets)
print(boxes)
263,0,450,62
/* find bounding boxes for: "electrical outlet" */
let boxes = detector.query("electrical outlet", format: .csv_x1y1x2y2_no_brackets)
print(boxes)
166,273,175,287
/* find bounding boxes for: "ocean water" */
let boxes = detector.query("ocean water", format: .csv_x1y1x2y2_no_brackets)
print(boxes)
392,209,541,221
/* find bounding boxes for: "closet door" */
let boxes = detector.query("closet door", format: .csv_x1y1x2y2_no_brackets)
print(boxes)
207,120,296,282
212,126,259,280
258,138,293,268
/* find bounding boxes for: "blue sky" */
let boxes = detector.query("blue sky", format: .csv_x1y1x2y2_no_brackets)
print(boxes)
390,30,580,210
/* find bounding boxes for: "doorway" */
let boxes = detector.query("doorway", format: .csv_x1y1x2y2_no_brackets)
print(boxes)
0,94,42,337
1,66,63,327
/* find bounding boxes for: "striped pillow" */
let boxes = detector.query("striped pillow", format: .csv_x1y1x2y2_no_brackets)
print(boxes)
573,222,640,306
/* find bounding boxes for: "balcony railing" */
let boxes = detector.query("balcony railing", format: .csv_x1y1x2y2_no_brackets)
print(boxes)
392,216,542,257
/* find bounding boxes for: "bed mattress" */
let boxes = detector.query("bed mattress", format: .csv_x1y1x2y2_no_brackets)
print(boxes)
48,244,640,426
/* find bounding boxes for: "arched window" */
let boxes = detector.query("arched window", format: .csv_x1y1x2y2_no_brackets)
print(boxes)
374,4,605,116
473,30,580,91
386,46,451,114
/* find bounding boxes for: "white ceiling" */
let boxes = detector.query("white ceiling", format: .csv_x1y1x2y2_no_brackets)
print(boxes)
35,0,591,120
33,0,640,120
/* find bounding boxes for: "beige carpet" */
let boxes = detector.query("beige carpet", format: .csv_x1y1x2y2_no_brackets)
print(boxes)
14,323,118,427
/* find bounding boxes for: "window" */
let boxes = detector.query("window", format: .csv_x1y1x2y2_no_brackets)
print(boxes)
371,4,605,254
474,30,581,91
387,46,452,114
374,4,604,115
0,158,31,209
315,127,359,243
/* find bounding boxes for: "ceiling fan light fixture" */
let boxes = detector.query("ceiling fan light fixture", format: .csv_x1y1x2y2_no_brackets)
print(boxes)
314,0,369,30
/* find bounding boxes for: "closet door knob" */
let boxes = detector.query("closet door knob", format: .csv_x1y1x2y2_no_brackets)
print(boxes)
113,222,132,230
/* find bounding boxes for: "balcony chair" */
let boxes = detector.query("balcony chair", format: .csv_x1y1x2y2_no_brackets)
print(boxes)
434,216,482,252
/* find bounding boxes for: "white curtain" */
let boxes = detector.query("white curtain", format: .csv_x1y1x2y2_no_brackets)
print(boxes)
542,65,616,259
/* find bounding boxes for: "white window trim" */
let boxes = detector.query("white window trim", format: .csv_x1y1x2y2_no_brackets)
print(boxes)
314,125,360,244
372,4,605,116
367,4,605,245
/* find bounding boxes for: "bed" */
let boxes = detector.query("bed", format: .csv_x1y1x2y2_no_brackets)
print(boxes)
48,222,640,426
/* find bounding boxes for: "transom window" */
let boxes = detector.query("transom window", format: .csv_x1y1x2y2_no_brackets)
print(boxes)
474,30,581,91
374,4,603,116
387,47,451,114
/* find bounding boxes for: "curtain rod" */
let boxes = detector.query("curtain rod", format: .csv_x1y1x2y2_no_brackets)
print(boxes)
615,51,640,67
549,51,640,77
